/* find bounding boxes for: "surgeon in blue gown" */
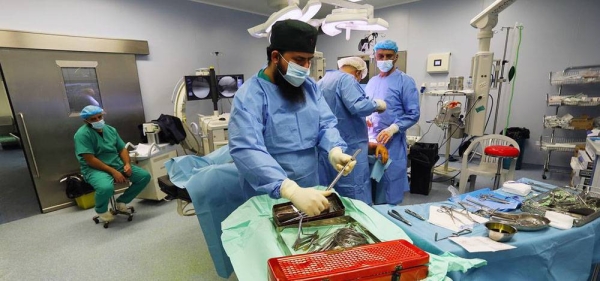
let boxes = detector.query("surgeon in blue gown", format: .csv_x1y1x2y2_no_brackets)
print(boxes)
317,57,388,204
228,19,357,217
365,40,420,205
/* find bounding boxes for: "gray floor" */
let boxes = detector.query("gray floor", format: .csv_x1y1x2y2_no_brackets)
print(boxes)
0,147,40,224
0,157,571,281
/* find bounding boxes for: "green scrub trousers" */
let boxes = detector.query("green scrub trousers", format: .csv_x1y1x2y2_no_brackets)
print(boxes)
86,165,150,213
74,124,151,213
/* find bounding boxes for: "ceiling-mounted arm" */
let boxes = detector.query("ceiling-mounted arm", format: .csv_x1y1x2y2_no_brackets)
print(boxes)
470,0,516,52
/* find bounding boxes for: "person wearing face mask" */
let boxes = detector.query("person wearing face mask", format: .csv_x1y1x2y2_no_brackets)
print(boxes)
228,19,356,217
316,57,388,204
365,40,420,205
74,105,151,223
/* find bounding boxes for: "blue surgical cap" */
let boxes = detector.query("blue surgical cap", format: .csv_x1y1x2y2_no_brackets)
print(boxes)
81,105,104,119
373,40,398,53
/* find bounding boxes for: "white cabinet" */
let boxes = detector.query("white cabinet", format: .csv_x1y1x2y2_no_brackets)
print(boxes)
135,145,178,200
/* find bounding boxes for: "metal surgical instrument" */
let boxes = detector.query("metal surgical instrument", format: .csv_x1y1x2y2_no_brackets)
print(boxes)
479,194,511,204
404,209,426,221
388,209,412,226
434,229,472,242
437,205,469,225
326,149,362,191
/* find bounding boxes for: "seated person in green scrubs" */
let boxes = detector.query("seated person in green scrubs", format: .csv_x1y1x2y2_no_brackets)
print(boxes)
74,105,151,222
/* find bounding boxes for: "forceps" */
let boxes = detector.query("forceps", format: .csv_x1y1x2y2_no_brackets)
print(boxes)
437,205,469,225
434,229,472,242
326,149,362,191
479,194,511,204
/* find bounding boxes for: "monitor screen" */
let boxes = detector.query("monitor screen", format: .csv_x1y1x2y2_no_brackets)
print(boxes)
184,75,212,101
216,74,244,98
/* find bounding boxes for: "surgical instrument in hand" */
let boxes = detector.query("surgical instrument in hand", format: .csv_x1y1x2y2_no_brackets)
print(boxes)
326,149,362,191
388,209,412,226
404,209,425,221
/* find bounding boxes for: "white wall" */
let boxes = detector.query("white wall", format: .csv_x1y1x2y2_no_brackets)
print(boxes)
2,0,599,167
0,0,269,122
318,0,600,167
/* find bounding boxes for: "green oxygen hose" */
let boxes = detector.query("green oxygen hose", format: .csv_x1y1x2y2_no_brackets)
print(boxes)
503,25,523,135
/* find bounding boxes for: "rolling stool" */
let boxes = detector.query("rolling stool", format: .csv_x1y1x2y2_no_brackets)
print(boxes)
484,145,520,190
92,182,134,228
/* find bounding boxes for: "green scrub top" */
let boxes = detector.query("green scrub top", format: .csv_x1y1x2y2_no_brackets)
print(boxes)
74,124,126,175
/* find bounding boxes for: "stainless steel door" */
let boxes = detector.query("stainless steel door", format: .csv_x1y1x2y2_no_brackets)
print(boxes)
0,49,145,212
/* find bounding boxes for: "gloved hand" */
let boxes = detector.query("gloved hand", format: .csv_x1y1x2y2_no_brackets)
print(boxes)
376,124,399,144
328,147,357,176
374,99,386,113
375,144,389,164
368,142,388,164
280,178,332,216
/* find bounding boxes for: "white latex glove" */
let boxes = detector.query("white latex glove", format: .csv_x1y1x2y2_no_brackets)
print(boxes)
280,179,332,216
376,124,399,144
374,99,387,113
328,147,357,176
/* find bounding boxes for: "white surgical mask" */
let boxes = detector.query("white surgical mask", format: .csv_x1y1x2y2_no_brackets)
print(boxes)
377,60,394,73
90,119,105,130
279,54,310,87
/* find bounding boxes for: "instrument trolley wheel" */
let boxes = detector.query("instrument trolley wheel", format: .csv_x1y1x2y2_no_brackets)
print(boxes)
542,174,547,180
93,217,99,224
130,207,135,213
103,222,109,229
127,215,133,222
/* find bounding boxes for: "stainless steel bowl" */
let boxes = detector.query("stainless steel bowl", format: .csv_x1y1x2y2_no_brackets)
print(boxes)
485,222,517,242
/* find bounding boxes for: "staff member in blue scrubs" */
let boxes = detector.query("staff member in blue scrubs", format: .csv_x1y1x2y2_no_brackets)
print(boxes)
74,105,150,222
228,20,356,216
317,57,387,204
366,40,420,205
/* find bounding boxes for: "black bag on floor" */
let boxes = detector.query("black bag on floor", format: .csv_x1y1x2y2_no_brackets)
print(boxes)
61,174,95,199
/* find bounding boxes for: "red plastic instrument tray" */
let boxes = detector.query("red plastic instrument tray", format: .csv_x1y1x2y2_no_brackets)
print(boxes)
268,239,429,281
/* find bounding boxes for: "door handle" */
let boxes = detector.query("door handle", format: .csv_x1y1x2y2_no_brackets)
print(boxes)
17,112,40,178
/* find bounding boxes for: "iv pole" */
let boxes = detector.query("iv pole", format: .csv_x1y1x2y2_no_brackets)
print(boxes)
492,27,512,134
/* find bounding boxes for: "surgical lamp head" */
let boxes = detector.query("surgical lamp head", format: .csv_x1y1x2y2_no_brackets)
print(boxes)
373,39,398,53
80,105,104,120
338,57,368,80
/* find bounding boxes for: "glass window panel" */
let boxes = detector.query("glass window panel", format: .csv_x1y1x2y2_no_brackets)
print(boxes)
61,67,102,117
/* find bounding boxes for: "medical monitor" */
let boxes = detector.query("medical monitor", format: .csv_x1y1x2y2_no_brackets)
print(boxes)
216,74,244,98
184,75,212,101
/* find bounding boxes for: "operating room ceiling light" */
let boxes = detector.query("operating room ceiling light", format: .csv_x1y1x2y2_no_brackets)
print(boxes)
248,0,321,38
321,6,388,40
247,0,388,40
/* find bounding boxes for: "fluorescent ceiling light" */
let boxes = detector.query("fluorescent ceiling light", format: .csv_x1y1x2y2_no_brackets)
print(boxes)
347,0,363,2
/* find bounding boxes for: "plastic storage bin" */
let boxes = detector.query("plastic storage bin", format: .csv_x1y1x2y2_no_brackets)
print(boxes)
75,192,95,209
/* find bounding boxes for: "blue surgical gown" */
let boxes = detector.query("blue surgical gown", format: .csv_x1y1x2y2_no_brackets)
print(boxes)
366,69,420,205
317,70,378,204
228,74,347,200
